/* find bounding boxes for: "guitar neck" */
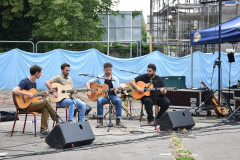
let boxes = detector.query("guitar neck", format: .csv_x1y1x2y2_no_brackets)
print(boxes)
201,82,209,90
147,87,173,91
33,91,51,97
65,89,91,93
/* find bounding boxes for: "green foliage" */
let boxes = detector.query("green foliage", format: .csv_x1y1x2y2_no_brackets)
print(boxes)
132,11,141,19
0,0,119,41
169,24,176,39
171,132,195,160
141,19,147,42
0,0,35,40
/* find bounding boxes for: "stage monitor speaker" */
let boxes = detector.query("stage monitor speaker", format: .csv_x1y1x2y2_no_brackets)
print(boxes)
155,110,195,131
227,53,235,63
45,121,95,149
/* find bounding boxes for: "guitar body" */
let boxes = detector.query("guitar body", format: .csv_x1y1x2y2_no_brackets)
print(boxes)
49,83,73,102
13,88,39,109
89,82,108,101
201,82,228,116
211,98,228,116
132,81,153,99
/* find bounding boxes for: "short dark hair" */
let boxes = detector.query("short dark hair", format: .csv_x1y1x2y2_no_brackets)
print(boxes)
104,62,112,68
61,63,70,70
147,64,156,71
30,65,42,75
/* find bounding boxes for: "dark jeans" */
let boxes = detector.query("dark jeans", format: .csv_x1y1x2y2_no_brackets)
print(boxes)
141,96,170,122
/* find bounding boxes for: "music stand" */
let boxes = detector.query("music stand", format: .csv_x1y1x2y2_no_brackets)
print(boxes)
225,52,238,121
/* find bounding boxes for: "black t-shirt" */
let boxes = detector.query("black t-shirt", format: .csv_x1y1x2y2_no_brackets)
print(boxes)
134,74,165,97
18,78,36,90
104,79,115,95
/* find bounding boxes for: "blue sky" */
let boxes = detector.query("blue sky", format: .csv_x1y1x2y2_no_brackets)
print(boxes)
113,0,150,22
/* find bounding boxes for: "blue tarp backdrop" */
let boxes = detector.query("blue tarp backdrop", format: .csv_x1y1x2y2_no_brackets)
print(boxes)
0,49,240,90
190,16,240,45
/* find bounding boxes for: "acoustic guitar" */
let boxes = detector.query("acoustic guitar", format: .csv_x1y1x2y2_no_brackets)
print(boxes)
13,88,48,109
49,83,91,102
89,82,132,101
201,82,228,116
132,81,176,99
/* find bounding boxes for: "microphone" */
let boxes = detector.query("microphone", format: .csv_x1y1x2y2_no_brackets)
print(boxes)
213,60,218,68
79,74,89,76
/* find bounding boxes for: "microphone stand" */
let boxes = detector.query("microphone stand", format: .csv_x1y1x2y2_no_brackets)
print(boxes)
150,77,158,123
69,94,82,122
79,74,115,81
40,95,64,123
80,74,115,129
120,69,143,76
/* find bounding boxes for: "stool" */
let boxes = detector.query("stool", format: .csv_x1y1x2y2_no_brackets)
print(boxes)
53,103,68,127
11,107,39,137
140,104,160,122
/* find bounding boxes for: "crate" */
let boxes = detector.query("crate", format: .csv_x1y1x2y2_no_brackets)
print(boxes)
160,76,186,89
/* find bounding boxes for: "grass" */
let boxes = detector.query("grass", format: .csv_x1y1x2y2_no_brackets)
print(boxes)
171,132,195,160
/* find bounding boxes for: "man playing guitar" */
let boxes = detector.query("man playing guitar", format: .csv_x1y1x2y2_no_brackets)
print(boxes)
86,62,123,127
129,64,170,125
12,65,60,135
45,63,86,123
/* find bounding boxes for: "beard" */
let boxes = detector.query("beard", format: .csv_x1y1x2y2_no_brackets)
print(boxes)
63,73,69,77
105,72,111,76
148,73,154,78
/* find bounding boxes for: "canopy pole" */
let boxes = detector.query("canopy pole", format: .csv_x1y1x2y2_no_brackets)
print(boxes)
217,0,222,105
191,45,193,88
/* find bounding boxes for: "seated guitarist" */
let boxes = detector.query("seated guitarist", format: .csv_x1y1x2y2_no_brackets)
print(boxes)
86,62,123,127
45,63,86,123
129,64,170,125
12,65,60,135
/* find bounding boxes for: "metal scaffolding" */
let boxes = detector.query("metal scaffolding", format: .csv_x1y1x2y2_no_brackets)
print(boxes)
148,0,239,57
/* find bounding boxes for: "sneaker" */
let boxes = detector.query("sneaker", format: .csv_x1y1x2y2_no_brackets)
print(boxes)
96,119,103,128
40,130,50,135
147,121,155,126
116,119,124,127
56,119,66,124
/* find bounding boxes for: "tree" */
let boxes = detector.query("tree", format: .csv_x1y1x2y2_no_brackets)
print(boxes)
0,0,119,41
26,0,119,41
141,18,147,42
0,0,35,40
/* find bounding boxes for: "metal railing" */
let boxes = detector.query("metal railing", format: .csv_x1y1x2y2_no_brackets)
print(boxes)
0,41,34,53
36,41,139,58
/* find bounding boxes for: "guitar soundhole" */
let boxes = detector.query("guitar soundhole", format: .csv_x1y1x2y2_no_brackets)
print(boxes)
79,124,83,129
22,95,26,103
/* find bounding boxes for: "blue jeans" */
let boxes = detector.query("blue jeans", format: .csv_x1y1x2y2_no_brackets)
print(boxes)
58,98,86,122
97,95,122,119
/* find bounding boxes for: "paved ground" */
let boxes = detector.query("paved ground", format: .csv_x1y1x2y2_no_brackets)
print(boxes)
0,97,240,160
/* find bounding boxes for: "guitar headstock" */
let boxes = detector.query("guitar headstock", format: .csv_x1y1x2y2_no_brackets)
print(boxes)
201,82,209,90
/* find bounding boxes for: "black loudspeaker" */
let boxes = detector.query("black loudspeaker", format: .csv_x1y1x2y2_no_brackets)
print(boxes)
155,110,195,131
45,121,95,149
227,53,235,63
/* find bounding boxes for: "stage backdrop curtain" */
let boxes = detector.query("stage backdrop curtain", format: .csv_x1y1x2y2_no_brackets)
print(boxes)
0,49,239,90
